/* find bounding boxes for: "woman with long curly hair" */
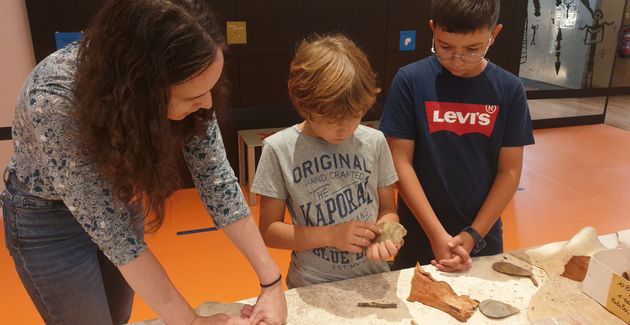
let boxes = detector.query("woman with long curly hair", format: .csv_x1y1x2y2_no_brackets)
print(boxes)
1,0,287,324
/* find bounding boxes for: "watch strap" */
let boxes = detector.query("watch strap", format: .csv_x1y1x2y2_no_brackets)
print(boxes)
462,226,486,254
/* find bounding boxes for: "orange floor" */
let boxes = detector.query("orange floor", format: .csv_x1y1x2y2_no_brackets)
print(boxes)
1,124,630,324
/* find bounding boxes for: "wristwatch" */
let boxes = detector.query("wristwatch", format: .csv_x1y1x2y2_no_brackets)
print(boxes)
462,226,486,254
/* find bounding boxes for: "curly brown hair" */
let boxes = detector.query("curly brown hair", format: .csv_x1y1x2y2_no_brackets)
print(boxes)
288,34,380,125
74,0,229,232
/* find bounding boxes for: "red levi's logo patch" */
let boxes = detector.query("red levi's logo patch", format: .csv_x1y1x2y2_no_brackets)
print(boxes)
425,101,499,136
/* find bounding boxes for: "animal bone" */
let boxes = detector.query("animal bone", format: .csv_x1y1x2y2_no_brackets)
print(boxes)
560,255,590,282
357,302,397,309
407,263,479,322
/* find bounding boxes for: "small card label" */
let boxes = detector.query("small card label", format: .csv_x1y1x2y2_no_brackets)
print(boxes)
227,21,247,44
606,273,630,324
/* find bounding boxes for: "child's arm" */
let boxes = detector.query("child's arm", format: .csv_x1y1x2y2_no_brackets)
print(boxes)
367,184,402,261
387,136,472,271
438,146,523,268
258,195,383,254
375,184,399,224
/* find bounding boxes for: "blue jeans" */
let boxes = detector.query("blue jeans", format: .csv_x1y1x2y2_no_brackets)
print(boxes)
2,168,145,325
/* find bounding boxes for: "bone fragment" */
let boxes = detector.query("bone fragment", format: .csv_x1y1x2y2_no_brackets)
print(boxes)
357,302,397,309
407,263,479,322
560,255,590,282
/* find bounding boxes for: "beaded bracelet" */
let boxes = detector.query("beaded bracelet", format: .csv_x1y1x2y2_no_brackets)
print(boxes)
260,274,282,288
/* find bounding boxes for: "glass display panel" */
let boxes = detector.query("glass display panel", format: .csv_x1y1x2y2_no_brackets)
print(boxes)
604,95,630,128
520,0,628,90
528,96,606,120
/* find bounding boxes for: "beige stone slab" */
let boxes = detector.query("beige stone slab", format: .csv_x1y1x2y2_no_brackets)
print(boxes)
131,229,630,325
130,253,543,325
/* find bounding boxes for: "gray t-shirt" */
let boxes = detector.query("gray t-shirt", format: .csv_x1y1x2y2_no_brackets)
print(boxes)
251,124,398,287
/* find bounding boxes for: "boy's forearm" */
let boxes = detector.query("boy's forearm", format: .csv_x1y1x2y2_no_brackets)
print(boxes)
259,195,335,251
377,212,399,224
471,147,523,237
395,165,446,240
387,137,447,240
376,185,399,223
470,169,520,237
264,221,337,251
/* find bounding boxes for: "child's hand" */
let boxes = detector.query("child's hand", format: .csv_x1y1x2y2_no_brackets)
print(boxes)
431,246,473,272
329,221,382,253
433,233,475,271
366,238,402,261
447,233,476,256
430,233,472,272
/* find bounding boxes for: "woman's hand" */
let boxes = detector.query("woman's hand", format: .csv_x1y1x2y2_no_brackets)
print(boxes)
240,280,287,325
191,314,252,325
327,221,382,253
221,216,287,324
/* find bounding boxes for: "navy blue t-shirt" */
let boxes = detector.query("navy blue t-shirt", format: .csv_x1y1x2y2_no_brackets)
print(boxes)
379,55,535,267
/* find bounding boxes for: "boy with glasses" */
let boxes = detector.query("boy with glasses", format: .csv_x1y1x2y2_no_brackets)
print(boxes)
379,0,534,272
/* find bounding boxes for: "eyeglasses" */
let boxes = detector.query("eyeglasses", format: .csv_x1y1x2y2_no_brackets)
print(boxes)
431,35,493,63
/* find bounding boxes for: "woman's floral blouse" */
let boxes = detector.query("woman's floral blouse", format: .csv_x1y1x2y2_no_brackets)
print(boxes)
8,42,251,266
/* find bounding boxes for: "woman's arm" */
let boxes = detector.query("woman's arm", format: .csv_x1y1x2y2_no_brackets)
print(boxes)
183,121,286,324
119,249,252,325
222,215,287,325
118,249,199,325
223,215,282,285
